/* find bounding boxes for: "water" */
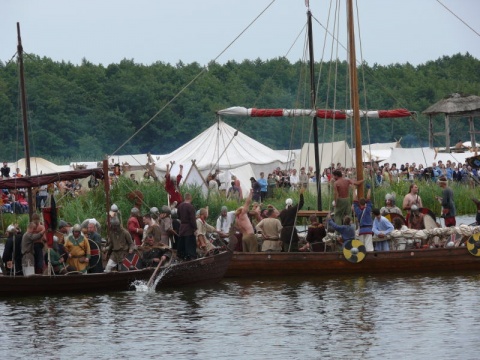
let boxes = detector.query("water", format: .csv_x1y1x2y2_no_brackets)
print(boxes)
0,215,478,359
0,274,479,359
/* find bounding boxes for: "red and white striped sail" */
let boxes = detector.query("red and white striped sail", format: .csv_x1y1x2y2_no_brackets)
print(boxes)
216,106,412,119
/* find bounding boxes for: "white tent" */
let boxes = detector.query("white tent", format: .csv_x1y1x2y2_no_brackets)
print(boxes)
382,147,475,167
154,120,291,197
360,141,401,162
299,140,354,171
9,157,69,176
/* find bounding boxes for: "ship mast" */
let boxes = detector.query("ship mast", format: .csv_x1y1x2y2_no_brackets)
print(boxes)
17,22,34,220
306,9,322,212
346,0,364,199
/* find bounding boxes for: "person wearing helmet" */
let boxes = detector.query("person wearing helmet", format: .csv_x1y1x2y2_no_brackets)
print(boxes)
104,217,134,272
279,187,305,252
2,224,23,275
408,205,425,231
159,205,173,246
380,194,402,216
64,223,91,273
127,208,143,246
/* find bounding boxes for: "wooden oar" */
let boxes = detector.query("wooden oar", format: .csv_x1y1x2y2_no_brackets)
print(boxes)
146,258,165,288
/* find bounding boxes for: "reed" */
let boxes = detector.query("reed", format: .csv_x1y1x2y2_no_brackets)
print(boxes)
44,178,480,234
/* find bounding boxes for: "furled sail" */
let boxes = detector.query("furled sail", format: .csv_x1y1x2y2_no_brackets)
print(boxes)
216,106,413,119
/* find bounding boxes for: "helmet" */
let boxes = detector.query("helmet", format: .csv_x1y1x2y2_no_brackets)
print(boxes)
72,224,82,232
110,217,120,226
131,207,139,214
385,193,393,201
411,205,419,211
150,207,159,214
110,204,119,212
161,205,171,214
286,198,293,206
6,224,16,233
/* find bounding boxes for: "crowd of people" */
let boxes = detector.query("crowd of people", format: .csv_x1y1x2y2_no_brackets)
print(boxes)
0,157,471,276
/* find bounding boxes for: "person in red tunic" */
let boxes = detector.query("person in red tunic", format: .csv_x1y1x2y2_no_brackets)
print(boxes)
165,162,183,205
127,208,143,246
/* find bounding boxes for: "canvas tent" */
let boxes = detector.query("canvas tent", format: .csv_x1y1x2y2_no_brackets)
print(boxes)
360,141,402,163
381,147,475,168
154,120,291,197
9,157,69,176
299,140,354,171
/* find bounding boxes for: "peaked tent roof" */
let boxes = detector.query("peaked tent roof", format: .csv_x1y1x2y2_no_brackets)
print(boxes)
9,157,69,176
155,120,290,174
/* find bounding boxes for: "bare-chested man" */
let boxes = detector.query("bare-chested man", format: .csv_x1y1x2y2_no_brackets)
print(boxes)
235,189,258,252
402,183,423,211
333,169,363,225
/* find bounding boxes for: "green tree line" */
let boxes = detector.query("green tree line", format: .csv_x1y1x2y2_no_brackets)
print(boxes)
0,52,479,164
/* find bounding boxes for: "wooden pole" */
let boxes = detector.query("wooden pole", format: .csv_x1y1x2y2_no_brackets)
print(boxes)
307,10,322,212
346,0,364,198
17,23,34,221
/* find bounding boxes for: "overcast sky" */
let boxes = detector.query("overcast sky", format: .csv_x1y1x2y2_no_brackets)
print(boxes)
2,0,479,67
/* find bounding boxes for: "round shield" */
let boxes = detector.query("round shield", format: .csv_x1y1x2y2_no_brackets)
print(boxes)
87,239,101,270
466,233,480,256
343,239,366,263
385,213,405,225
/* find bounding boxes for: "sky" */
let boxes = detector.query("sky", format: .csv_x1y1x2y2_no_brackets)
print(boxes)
1,0,479,67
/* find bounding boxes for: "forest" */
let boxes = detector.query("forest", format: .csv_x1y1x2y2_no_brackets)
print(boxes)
0,52,479,164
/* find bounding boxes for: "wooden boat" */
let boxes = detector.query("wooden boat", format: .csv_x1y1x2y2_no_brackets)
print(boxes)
219,2,480,278
0,25,232,297
225,246,480,278
0,250,232,297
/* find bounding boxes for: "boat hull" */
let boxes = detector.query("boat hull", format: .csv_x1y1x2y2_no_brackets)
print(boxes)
155,250,233,288
0,250,232,297
225,247,480,277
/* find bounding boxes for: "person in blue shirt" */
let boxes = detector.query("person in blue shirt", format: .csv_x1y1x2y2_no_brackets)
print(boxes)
353,185,373,251
372,208,394,251
327,214,355,248
257,172,268,202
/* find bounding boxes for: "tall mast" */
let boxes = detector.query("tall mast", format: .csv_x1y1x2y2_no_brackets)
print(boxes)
17,22,34,220
307,9,322,212
346,0,364,199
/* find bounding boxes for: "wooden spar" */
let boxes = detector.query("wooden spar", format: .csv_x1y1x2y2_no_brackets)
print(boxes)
307,10,322,213
17,22,34,221
346,0,364,199
103,159,111,239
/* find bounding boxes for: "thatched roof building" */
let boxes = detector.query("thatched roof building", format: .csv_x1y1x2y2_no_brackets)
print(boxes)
422,93,480,151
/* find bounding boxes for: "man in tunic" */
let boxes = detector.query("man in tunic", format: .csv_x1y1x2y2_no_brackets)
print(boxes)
353,186,374,252
104,217,134,272
216,206,235,242
127,207,143,246
159,205,174,246
436,177,456,227
177,192,197,260
279,187,305,252
372,208,394,251
87,219,103,273
140,234,171,268
64,224,91,273
3,224,23,275
256,207,283,252
196,207,218,257
165,162,183,205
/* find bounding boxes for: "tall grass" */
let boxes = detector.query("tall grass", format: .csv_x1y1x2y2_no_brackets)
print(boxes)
3,178,477,235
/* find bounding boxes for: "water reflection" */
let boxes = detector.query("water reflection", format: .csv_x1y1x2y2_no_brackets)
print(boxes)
0,273,479,359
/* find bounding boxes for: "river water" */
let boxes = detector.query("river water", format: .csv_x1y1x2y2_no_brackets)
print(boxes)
0,215,478,359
